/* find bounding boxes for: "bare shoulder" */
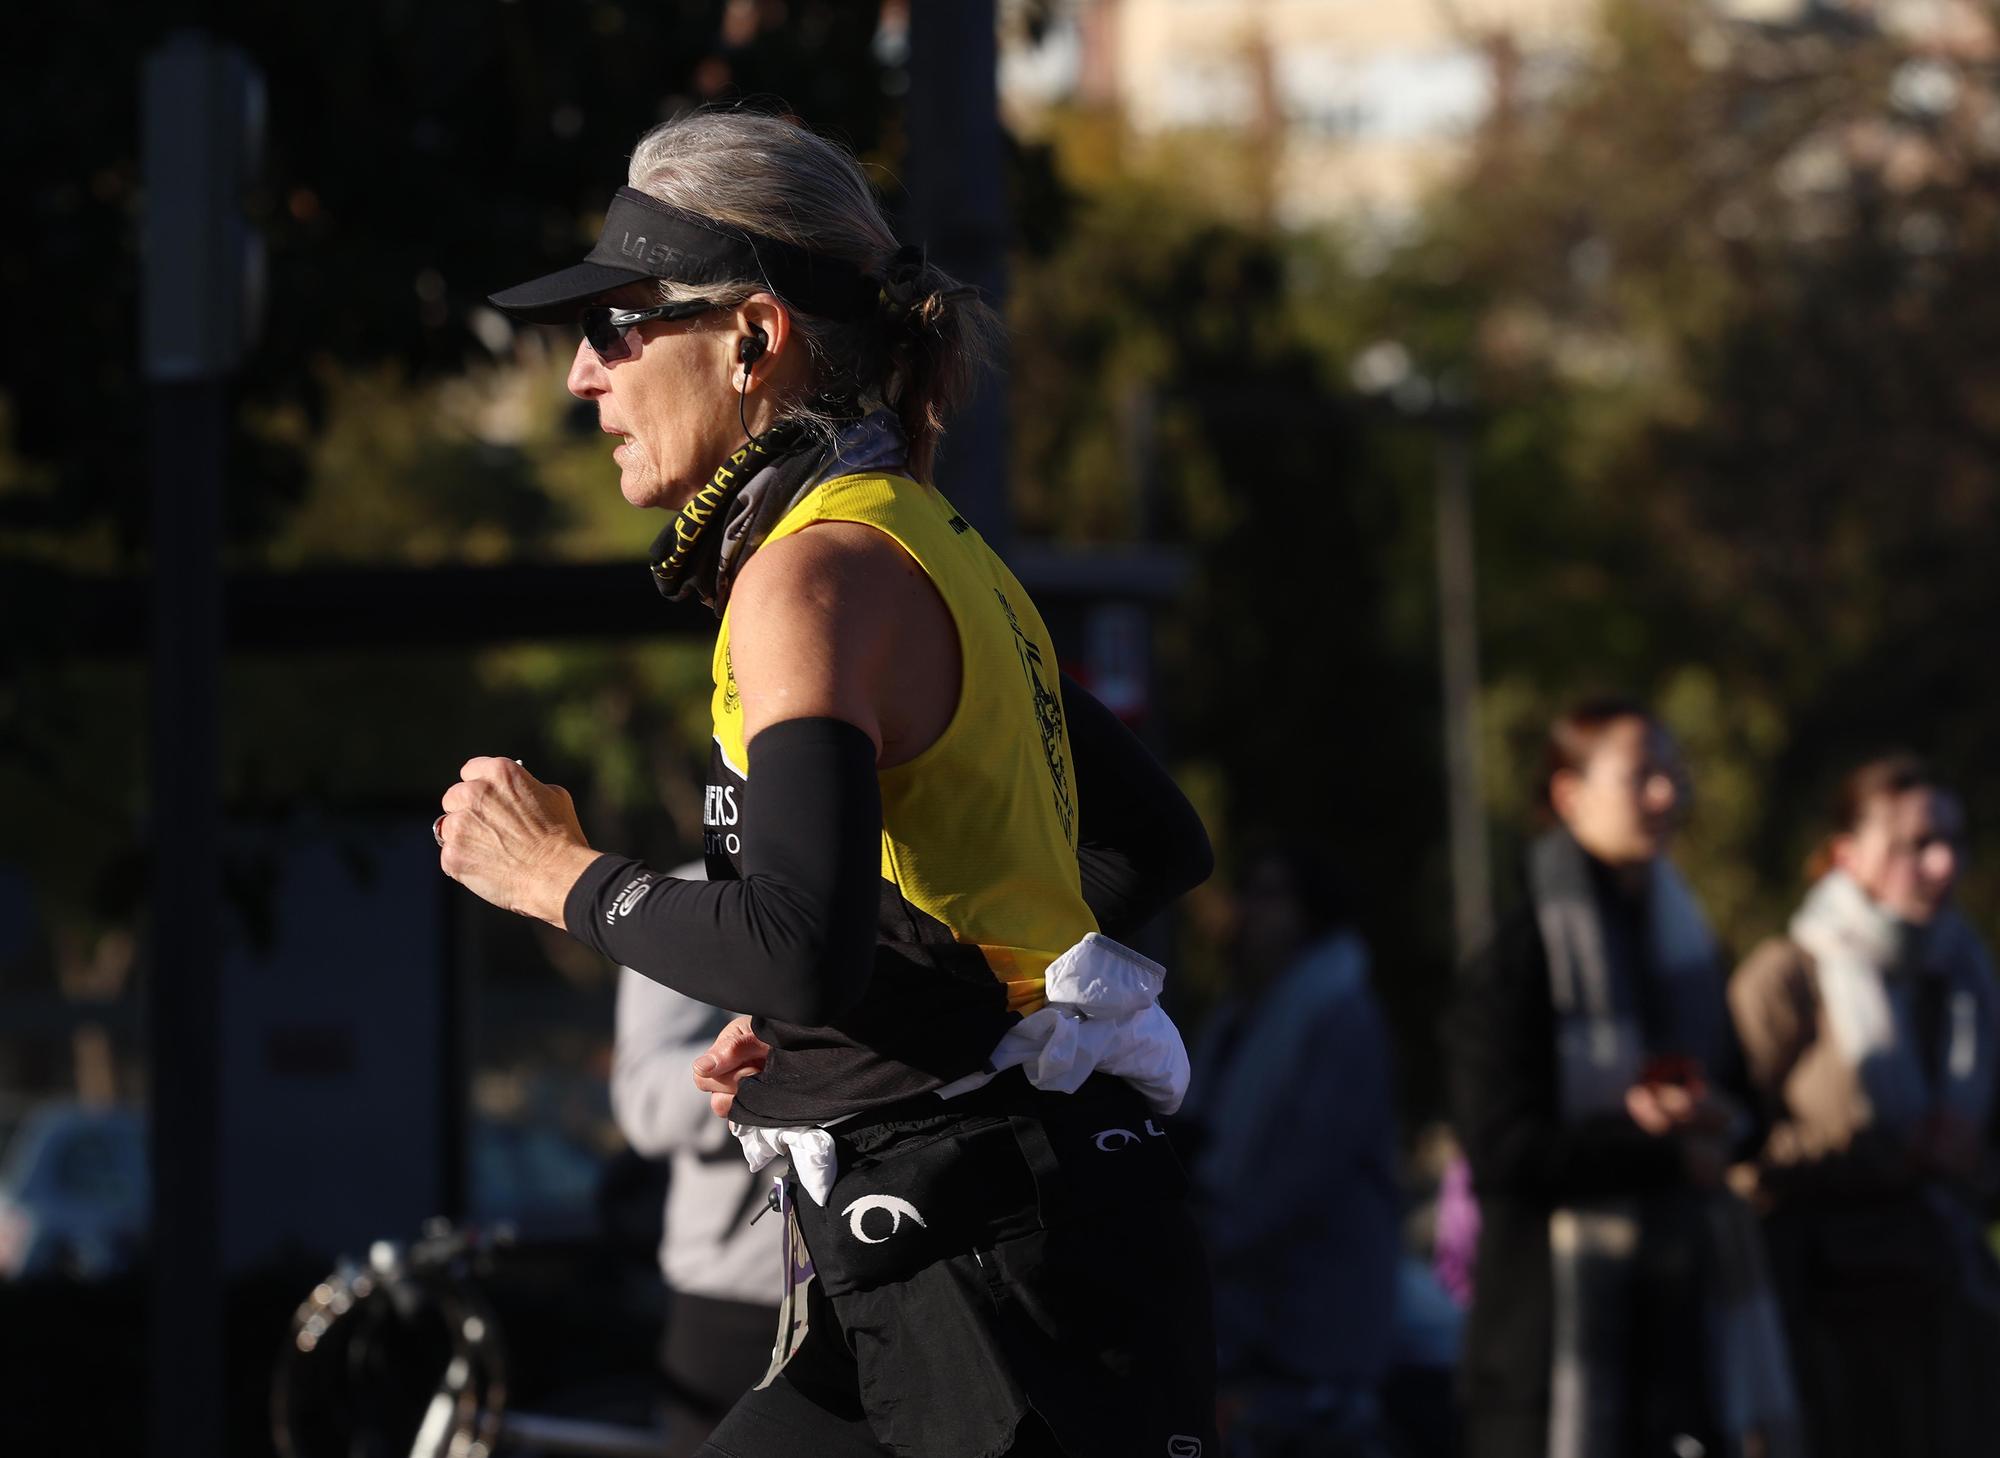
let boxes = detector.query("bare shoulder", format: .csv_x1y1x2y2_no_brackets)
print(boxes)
732,520,924,619
727,522,934,748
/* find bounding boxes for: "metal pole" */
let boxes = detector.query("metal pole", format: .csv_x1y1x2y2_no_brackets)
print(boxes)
146,378,227,1457
1435,418,1493,960
141,32,259,1452
903,0,1010,551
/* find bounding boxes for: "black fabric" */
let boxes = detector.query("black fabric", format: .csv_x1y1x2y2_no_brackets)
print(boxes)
709,678,1212,1130
691,1281,1076,1458
727,884,1023,1128
700,1073,1219,1458
1443,877,1757,1458
646,423,818,610
790,1070,1186,1295
661,1291,784,1458
565,718,881,1025
491,186,880,324
1060,675,1214,940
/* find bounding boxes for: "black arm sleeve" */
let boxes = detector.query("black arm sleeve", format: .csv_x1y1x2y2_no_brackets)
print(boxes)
563,717,881,1026
1063,674,1214,939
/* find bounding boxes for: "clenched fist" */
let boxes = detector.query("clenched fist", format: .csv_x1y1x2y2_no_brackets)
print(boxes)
437,756,602,927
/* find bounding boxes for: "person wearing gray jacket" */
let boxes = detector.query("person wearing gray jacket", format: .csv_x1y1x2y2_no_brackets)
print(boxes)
613,940,783,1456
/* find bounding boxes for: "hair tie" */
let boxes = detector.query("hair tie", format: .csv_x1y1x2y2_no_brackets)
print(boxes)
880,243,928,314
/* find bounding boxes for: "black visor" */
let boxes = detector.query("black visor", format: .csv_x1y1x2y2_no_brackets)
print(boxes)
489,186,879,325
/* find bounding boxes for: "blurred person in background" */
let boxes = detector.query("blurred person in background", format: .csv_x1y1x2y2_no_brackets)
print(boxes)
612,864,781,1458
1186,839,1401,1457
1729,754,2000,1458
1444,698,1798,1458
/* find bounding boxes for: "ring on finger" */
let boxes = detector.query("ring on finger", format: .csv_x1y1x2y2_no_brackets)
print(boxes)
432,813,448,848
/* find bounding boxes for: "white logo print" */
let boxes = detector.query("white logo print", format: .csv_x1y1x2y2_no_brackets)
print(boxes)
841,1195,928,1244
1095,1120,1169,1151
606,875,655,923
1167,1438,1203,1457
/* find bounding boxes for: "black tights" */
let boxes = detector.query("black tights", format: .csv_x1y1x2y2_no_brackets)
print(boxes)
691,1279,1070,1458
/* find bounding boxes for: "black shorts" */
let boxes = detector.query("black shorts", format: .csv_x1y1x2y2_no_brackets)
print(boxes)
696,1071,1220,1458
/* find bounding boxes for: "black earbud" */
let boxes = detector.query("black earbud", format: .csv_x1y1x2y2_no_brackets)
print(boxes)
735,327,770,444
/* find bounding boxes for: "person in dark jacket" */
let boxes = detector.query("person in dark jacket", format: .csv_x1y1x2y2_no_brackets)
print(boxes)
1443,698,1798,1458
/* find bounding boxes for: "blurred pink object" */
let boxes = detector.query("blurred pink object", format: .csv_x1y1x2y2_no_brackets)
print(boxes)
1432,1153,1481,1308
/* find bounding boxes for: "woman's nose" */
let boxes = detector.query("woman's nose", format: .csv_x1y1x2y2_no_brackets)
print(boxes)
567,336,606,398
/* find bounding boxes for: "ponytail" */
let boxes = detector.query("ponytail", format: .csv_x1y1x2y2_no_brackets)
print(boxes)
876,246,1002,482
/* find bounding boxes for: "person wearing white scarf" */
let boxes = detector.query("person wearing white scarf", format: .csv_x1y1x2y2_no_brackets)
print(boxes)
1731,755,2000,1458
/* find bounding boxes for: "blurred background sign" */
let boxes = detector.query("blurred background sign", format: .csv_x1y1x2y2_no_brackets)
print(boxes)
217,824,456,1275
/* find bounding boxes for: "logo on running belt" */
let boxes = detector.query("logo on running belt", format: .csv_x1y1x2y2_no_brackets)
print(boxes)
1094,1120,1169,1151
994,588,1075,847
841,1195,928,1244
1167,1438,1204,1457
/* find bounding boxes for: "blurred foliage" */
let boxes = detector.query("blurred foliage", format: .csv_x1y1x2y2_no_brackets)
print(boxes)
1394,0,2000,959
0,0,894,1003
1004,0,2000,1109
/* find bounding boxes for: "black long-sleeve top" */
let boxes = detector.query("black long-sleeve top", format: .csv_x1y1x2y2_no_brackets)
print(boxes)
564,675,1211,1121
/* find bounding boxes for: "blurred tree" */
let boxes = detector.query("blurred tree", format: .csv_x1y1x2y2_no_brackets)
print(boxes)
1006,123,1450,1093
1,0,892,565
1378,0,2000,947
0,0,896,1066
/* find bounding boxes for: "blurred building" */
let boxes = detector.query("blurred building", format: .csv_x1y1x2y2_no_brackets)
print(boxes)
1000,0,1999,226
1003,0,1599,226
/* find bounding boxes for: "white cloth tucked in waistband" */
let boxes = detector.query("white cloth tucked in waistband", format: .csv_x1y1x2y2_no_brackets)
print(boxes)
730,1123,839,1205
732,932,1191,1206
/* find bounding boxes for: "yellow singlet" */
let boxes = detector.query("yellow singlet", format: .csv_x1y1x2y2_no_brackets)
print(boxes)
705,472,1098,1125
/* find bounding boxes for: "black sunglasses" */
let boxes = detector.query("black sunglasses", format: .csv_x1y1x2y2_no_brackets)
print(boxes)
578,300,719,362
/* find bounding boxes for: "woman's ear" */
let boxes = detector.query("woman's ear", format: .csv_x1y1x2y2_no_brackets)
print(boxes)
1548,767,1590,829
733,293,794,390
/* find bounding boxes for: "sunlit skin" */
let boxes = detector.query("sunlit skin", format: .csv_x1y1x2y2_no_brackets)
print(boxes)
1832,786,1964,926
1547,715,1685,873
1548,716,1724,1169
564,284,809,511
438,284,962,1116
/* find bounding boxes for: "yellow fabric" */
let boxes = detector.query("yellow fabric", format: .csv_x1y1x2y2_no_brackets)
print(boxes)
711,473,1095,1015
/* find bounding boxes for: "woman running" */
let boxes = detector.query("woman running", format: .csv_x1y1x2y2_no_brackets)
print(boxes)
437,110,1219,1458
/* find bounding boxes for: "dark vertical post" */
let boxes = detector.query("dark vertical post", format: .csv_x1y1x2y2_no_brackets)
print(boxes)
1434,415,1492,960
145,377,227,1458
141,32,261,1455
904,0,1010,551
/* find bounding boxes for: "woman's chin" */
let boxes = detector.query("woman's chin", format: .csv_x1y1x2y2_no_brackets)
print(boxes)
618,471,672,511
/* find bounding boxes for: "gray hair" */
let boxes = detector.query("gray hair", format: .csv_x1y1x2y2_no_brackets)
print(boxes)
626,110,1000,482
